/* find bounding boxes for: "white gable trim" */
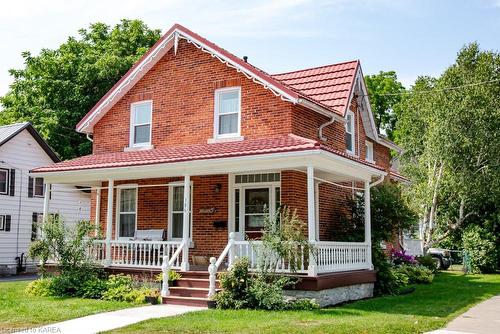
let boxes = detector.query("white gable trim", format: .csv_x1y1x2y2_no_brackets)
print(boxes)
77,28,299,134
346,66,401,153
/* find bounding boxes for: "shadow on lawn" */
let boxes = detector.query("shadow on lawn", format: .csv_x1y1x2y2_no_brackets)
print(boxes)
319,271,500,319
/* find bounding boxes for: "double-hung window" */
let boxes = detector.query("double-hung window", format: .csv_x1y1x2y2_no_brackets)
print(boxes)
130,101,152,147
168,184,192,240
117,187,137,238
0,169,8,195
345,110,355,155
365,141,374,163
34,177,44,197
215,87,241,138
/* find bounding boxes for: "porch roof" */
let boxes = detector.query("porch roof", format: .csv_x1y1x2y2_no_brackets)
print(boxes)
31,134,384,175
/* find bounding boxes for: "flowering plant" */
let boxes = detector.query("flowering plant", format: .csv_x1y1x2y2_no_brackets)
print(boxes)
391,249,417,265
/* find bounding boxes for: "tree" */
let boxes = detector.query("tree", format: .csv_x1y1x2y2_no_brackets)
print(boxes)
395,43,500,253
365,71,405,140
0,20,161,160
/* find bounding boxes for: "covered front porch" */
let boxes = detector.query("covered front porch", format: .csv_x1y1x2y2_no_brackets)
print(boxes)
36,147,384,281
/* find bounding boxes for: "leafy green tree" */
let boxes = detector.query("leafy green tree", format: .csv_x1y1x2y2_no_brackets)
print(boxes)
395,43,500,253
365,71,405,140
0,20,161,160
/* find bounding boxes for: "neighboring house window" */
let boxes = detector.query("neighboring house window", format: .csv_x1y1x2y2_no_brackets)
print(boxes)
0,169,9,195
0,215,11,231
365,141,374,163
168,184,192,240
34,177,45,197
130,101,152,147
117,187,137,238
345,110,355,155
215,87,241,138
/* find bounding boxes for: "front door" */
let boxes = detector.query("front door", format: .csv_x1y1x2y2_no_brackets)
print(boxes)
232,173,281,240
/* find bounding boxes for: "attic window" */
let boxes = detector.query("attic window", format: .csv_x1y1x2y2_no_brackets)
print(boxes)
365,141,374,163
215,87,241,138
130,101,152,147
345,110,355,155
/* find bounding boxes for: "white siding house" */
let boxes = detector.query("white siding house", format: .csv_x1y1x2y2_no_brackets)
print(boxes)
0,123,90,274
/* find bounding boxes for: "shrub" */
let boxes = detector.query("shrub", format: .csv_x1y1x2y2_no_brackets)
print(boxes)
391,250,417,265
247,274,291,311
396,264,434,284
417,255,438,273
25,278,54,297
214,258,251,309
462,225,497,274
80,277,108,299
372,245,402,295
155,270,182,284
286,298,320,310
102,274,134,301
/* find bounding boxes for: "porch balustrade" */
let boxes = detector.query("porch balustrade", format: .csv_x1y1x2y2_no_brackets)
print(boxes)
89,239,184,269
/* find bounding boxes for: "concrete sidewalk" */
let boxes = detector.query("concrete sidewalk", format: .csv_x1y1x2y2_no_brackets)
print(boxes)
427,295,500,334
17,304,206,334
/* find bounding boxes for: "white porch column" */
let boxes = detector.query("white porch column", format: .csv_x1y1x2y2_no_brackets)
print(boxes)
364,181,373,269
105,180,114,267
307,166,317,276
42,182,51,224
181,175,190,271
95,188,101,235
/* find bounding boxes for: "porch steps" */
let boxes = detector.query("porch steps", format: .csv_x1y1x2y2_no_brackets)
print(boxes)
162,270,220,307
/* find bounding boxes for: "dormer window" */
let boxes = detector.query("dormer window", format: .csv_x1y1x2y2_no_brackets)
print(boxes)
345,110,355,155
130,101,152,147
214,87,241,138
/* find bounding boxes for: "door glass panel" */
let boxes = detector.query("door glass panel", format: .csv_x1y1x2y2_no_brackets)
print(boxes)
235,189,240,233
244,188,269,231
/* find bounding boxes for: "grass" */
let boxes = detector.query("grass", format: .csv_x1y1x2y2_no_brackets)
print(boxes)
109,270,500,334
0,280,133,331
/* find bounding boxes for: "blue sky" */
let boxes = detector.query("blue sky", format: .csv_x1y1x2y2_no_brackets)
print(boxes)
0,0,499,97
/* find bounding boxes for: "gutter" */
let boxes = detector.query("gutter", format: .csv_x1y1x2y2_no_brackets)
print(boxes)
369,174,385,188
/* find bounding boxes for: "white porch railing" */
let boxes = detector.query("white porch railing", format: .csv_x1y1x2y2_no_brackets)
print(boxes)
314,241,371,273
207,234,372,296
90,240,183,269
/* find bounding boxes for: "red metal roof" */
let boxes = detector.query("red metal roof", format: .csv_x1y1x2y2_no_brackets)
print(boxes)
272,60,359,116
31,134,384,174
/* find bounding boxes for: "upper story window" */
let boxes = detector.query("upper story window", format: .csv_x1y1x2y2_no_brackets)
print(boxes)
0,169,9,195
365,141,374,163
345,110,355,155
214,87,241,138
130,101,152,147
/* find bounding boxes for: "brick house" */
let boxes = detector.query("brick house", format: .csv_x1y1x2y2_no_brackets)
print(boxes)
32,24,402,307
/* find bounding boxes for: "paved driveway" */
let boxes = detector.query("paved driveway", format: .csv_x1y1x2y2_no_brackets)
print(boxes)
0,274,38,282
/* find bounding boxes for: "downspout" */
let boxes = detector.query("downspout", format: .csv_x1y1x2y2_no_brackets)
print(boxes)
318,115,335,141
369,174,385,188
86,133,93,142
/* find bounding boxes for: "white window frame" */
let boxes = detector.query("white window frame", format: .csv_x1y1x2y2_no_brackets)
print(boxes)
0,169,9,195
115,185,138,239
33,177,45,198
167,181,193,241
365,141,374,163
0,215,5,230
129,100,153,148
214,87,241,139
345,110,355,155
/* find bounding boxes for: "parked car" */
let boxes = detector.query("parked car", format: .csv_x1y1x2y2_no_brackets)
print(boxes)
428,248,452,270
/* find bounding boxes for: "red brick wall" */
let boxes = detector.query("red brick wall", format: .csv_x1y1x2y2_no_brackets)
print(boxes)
92,39,293,154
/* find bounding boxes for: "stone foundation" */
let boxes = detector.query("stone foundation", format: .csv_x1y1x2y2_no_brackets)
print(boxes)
284,283,374,307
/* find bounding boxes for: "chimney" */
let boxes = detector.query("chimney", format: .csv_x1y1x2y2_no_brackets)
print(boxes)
243,56,248,63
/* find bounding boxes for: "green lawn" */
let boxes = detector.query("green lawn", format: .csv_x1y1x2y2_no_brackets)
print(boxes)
109,271,500,334
0,280,133,331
